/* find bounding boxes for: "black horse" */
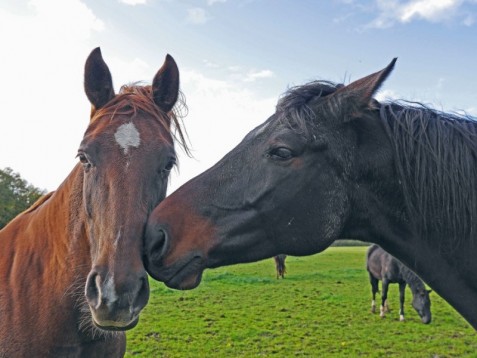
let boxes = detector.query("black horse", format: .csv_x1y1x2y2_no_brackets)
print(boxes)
144,59,477,329
367,244,431,324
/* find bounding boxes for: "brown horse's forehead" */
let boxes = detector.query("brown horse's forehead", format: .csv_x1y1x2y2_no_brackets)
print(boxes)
113,121,142,154
82,116,172,152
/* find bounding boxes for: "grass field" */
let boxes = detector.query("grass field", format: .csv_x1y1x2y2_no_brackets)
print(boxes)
125,247,476,357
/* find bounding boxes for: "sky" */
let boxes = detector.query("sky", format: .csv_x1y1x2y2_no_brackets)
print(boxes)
1,0,476,193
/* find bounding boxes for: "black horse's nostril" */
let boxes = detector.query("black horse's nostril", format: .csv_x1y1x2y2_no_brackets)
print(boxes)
145,227,168,264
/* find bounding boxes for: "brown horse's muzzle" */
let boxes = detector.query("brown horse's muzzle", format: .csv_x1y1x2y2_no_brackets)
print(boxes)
85,267,149,330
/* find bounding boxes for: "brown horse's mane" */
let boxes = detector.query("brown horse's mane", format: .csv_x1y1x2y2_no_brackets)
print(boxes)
93,84,191,156
23,191,54,214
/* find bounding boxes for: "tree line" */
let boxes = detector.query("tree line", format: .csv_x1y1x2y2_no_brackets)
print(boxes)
0,167,46,229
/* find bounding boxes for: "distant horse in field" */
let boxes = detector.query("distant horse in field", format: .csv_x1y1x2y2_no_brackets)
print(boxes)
0,48,188,357
274,255,287,279
367,245,431,324
144,58,477,330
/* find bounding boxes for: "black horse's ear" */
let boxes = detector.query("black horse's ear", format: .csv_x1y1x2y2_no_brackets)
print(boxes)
327,58,397,120
84,47,115,113
152,54,180,114
343,58,396,101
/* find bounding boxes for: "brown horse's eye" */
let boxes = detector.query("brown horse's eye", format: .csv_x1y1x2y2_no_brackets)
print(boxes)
76,152,92,172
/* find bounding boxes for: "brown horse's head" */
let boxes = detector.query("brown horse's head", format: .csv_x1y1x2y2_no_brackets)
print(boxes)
79,48,186,330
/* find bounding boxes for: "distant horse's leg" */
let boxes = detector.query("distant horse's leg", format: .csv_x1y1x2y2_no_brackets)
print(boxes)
274,257,280,279
381,279,389,318
369,274,379,313
399,282,406,321
280,261,286,279
274,255,286,279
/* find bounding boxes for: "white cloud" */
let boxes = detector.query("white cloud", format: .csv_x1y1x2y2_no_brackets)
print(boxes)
0,0,105,190
203,59,220,68
200,60,273,83
227,65,242,72
243,69,275,82
207,0,226,5
108,57,152,88
168,69,276,192
186,7,209,24
399,0,462,23
367,0,475,28
375,88,400,102
460,107,477,116
119,0,147,5
0,1,275,193
463,13,475,25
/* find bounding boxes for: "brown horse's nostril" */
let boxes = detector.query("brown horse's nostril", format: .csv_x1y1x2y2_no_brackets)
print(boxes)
133,275,150,314
85,269,149,329
85,271,101,309
146,227,168,264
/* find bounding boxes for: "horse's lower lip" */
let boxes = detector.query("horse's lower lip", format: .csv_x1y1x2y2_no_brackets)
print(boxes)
164,256,204,290
92,316,139,331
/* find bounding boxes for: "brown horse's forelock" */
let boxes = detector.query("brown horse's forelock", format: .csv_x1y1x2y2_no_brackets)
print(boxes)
380,102,477,254
92,84,190,157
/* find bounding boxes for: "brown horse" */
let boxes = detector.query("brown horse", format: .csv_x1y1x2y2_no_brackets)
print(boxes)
0,48,188,357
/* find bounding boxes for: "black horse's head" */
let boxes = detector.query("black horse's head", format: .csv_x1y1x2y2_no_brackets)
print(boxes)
144,59,398,290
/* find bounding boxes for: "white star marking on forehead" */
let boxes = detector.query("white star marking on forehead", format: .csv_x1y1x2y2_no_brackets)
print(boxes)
114,122,141,154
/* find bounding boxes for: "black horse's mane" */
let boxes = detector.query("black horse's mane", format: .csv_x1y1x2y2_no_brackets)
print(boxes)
276,81,344,135
277,80,477,251
380,102,477,252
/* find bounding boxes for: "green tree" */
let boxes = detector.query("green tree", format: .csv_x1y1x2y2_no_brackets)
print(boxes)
0,167,46,229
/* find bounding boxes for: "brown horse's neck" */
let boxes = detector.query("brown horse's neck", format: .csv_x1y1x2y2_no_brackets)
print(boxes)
0,164,97,353
23,164,89,273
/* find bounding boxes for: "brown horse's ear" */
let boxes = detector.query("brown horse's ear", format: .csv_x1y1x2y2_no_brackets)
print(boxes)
152,54,180,114
326,58,397,120
84,47,115,113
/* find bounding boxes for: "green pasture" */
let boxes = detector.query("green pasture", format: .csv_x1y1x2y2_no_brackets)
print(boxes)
126,247,476,357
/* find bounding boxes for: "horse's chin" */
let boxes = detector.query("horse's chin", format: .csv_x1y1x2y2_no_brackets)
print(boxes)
92,316,140,331
146,253,205,290
164,269,204,290
420,316,432,324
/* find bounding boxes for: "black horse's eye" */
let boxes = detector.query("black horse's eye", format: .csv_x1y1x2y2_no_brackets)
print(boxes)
163,158,176,172
267,147,293,160
76,152,92,171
